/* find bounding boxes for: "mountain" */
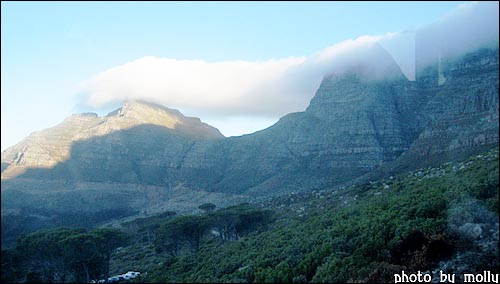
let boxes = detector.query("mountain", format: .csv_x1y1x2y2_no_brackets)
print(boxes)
1,44,498,248
149,44,498,196
1,99,223,179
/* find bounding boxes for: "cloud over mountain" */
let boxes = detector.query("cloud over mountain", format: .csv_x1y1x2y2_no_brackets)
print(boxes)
79,1,498,120
80,35,386,118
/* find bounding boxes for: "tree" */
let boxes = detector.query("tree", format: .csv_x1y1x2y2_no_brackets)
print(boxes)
59,233,104,283
234,207,273,236
155,221,183,256
209,209,240,243
124,211,177,244
209,205,274,244
91,228,130,281
14,228,85,283
198,203,216,213
12,227,128,283
159,215,211,254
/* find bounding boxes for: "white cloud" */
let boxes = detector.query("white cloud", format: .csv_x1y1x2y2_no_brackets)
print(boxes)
80,35,387,119
81,56,306,117
79,1,498,128
416,1,499,68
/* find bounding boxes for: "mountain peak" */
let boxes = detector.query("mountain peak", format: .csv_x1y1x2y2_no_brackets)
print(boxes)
96,99,222,139
105,99,184,129
111,99,182,117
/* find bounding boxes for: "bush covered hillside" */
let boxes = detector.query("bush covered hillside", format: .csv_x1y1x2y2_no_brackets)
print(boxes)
123,148,498,283
2,148,498,283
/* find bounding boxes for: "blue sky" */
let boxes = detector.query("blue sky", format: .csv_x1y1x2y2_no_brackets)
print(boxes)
1,1,468,151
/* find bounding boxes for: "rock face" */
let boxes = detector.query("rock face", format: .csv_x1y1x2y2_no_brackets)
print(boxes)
374,47,499,177
408,47,499,156
1,45,498,217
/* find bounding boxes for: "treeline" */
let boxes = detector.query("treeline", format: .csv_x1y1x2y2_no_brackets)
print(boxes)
2,207,137,249
2,228,129,283
2,204,274,283
123,203,274,255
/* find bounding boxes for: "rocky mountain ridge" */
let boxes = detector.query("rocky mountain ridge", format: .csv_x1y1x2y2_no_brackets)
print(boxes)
1,45,498,228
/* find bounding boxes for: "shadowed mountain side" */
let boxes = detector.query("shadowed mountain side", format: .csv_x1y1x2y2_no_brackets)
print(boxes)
0,124,249,248
13,124,198,184
1,124,253,209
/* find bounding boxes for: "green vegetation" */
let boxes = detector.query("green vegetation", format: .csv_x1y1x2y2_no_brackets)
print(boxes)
2,148,498,283
2,228,129,283
1,207,138,249
140,148,498,282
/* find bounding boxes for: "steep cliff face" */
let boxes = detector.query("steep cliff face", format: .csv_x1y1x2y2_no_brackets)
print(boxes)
358,46,499,180
410,47,499,156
